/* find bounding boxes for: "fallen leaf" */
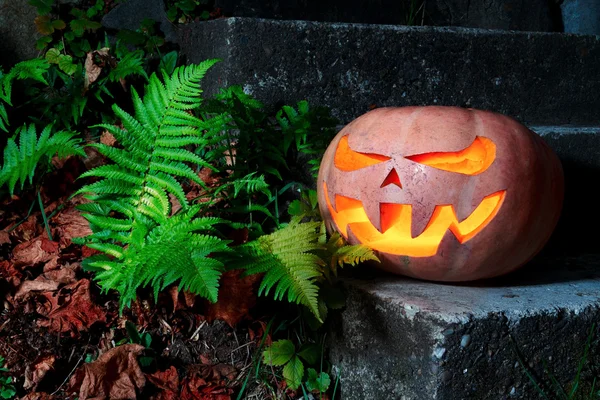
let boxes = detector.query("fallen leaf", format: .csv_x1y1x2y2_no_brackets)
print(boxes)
20,393,56,400
14,264,78,300
0,230,10,245
12,215,42,242
0,260,23,287
180,376,233,400
84,52,102,89
12,236,59,267
52,207,93,247
147,366,179,400
15,280,60,300
42,263,78,283
24,355,55,390
68,344,146,400
36,279,107,335
204,270,260,327
100,130,117,146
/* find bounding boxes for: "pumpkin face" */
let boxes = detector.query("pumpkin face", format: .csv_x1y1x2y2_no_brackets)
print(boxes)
317,106,564,281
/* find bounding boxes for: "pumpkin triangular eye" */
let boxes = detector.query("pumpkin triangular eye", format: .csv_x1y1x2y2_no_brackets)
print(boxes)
405,136,496,175
334,135,391,171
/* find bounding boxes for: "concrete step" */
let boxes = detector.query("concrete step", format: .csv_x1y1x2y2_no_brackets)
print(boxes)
178,18,600,126
533,126,600,256
329,254,600,399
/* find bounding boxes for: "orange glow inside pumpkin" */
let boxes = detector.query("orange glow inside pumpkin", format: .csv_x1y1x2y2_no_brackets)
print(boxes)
334,135,391,171
405,136,496,175
323,182,506,257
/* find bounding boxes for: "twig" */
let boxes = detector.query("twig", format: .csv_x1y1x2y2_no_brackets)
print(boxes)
51,339,91,396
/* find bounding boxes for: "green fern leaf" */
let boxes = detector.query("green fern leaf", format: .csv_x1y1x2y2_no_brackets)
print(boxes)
0,103,8,133
0,59,50,104
237,220,324,319
110,50,148,82
0,124,83,195
77,60,232,312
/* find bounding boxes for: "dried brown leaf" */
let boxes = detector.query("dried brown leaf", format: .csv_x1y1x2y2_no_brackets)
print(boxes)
147,366,179,400
53,207,93,247
36,279,106,335
204,270,260,327
100,130,117,146
0,260,22,287
180,376,232,400
68,344,146,400
24,355,56,390
20,393,56,400
12,236,59,267
0,230,10,245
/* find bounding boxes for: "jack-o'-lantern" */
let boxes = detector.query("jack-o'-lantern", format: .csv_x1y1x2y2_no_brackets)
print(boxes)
317,106,564,281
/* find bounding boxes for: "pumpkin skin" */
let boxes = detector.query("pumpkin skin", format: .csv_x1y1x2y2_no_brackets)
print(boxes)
317,106,564,282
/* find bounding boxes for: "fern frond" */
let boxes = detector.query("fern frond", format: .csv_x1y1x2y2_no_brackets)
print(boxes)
232,172,270,198
109,50,148,82
89,213,231,312
0,103,8,133
237,220,325,319
330,240,379,269
0,124,83,195
0,59,50,104
77,61,233,311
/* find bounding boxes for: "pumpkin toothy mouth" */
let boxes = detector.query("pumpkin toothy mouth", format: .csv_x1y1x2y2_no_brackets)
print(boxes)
323,182,506,257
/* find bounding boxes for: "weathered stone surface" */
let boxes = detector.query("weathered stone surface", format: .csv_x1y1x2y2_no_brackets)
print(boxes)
329,255,600,399
534,126,600,257
214,0,557,31
561,0,600,35
101,0,177,42
0,0,40,68
425,0,557,31
178,18,600,126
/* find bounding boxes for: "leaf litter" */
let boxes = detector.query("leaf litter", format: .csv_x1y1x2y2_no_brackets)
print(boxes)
0,162,290,399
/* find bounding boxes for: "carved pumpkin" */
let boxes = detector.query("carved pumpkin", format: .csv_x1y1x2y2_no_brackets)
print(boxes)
317,106,564,281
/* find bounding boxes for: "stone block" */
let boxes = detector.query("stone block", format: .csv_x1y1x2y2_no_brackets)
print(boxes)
329,255,600,399
178,18,600,126
213,0,557,31
0,0,40,68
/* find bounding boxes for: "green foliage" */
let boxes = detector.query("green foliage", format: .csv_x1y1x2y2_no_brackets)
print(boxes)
262,339,328,392
0,124,84,195
76,61,233,311
116,19,166,56
234,218,325,319
166,0,212,23
0,59,50,132
31,0,104,55
124,320,155,367
0,356,16,399
306,368,331,393
200,85,337,235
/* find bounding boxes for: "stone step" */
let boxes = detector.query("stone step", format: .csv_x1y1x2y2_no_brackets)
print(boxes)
329,254,600,399
178,17,600,126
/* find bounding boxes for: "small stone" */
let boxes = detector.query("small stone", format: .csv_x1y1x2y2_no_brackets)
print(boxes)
433,347,446,359
442,328,454,336
460,334,471,348
442,371,452,383
510,387,516,396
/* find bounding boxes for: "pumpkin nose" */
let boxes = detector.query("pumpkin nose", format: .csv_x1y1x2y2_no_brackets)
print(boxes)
380,168,402,188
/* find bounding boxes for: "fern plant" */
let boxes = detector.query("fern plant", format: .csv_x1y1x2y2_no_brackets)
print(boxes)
199,85,338,235
0,59,50,132
76,60,233,310
229,189,379,321
0,123,84,195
